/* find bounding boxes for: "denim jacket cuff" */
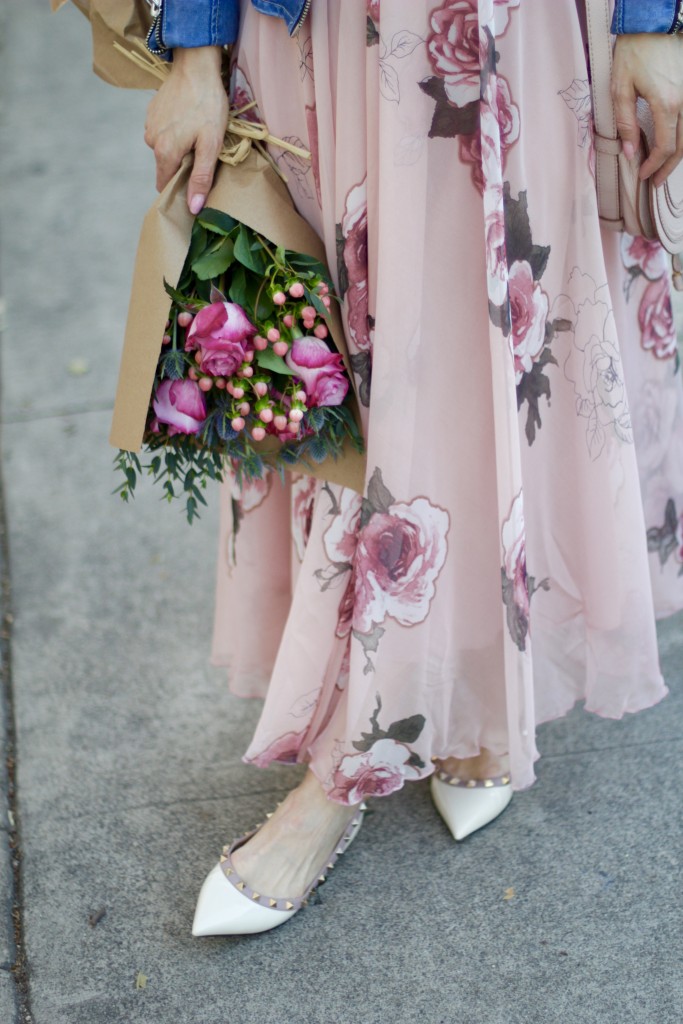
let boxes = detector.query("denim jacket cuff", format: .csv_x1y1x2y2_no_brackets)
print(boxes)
611,0,681,33
147,0,240,59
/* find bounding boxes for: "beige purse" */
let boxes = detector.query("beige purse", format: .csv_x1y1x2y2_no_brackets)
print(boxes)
586,0,683,285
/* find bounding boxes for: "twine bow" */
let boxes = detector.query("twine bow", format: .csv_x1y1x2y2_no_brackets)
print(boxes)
112,41,310,180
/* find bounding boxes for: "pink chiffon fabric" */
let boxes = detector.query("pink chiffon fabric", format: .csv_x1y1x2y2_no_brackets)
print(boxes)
211,0,683,802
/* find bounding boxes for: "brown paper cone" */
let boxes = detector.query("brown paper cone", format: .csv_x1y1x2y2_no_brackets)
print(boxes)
109,152,367,494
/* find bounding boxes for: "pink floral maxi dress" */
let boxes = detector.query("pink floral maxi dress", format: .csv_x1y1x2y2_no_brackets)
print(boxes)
211,0,683,802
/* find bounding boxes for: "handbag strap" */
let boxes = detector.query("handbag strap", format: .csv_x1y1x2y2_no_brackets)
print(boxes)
585,0,624,228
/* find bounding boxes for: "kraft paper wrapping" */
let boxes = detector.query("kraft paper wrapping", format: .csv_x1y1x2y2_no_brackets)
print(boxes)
52,0,367,493
51,0,162,90
110,151,366,493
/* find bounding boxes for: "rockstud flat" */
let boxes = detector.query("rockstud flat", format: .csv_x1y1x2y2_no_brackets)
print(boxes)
192,803,367,937
430,768,512,841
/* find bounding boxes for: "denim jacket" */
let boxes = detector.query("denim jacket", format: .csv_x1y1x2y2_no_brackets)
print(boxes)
150,0,682,55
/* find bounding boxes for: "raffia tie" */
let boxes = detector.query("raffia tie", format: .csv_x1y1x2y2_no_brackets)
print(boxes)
113,41,310,178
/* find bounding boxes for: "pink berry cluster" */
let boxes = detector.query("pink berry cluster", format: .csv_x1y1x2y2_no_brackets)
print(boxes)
160,275,334,445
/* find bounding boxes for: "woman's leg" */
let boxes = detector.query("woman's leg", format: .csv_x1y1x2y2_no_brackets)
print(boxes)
230,770,360,899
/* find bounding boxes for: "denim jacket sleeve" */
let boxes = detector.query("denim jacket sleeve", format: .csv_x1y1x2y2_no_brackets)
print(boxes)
148,0,240,56
612,0,682,33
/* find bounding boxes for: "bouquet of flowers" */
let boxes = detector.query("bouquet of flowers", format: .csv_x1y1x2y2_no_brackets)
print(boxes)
114,209,363,521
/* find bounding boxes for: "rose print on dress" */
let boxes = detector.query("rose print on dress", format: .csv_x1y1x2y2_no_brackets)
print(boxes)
638,276,678,362
621,234,668,285
459,77,519,193
559,79,595,176
291,474,319,562
329,695,426,801
501,491,549,652
419,0,493,138
647,497,683,576
496,186,570,445
336,178,373,405
230,66,261,122
556,270,634,459
227,470,272,566
351,469,450,672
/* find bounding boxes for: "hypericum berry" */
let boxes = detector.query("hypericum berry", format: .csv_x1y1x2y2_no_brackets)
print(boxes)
273,341,289,357
303,319,315,331
238,402,251,415
231,417,245,431
316,282,329,296
253,381,268,397
215,377,226,389
198,377,213,392
288,281,305,298
188,367,199,380
272,290,287,306
241,365,254,378
252,426,266,441
194,351,202,363
322,295,332,308
295,390,307,403
301,305,316,320
273,414,288,431
314,324,328,339
162,334,172,346
253,335,268,350
259,407,274,424
289,407,304,422
244,350,255,363
232,386,245,399
267,327,281,342
288,419,301,433
283,314,294,328
177,311,193,328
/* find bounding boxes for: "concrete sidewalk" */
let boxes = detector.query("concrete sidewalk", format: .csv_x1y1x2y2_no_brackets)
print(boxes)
1,2,682,1022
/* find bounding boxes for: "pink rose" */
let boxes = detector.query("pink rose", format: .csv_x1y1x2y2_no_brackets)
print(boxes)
186,301,256,378
152,378,206,436
286,336,349,406
341,180,370,351
621,234,666,281
427,0,493,107
508,260,549,383
638,275,677,360
248,730,305,768
353,497,449,633
329,739,422,803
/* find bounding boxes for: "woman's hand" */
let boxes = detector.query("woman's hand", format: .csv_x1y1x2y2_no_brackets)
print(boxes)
612,33,683,186
144,46,229,213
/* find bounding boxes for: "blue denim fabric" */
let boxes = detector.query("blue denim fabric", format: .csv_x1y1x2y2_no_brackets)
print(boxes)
612,0,680,33
160,0,240,49
156,0,681,53
157,0,307,51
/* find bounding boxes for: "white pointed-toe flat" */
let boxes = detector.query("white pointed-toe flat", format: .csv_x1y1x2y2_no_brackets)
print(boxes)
430,769,512,841
192,803,366,937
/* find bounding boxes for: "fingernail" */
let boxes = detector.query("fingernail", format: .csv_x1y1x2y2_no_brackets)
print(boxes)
189,194,205,215
622,141,635,161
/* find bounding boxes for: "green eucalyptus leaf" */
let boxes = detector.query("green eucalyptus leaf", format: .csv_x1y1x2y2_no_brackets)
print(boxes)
192,236,235,280
196,208,238,236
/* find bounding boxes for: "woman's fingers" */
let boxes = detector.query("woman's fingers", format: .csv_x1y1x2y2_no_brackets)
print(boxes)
612,77,640,161
187,128,224,214
639,101,679,181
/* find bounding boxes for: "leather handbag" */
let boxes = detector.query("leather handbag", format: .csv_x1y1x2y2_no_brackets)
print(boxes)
586,0,683,284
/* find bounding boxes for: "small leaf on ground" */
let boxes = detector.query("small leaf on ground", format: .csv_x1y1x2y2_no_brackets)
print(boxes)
135,972,148,989
67,358,90,376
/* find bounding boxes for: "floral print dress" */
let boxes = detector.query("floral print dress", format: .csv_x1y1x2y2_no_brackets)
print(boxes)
211,0,683,801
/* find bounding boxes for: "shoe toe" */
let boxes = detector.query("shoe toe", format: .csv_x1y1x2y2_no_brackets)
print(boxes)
192,865,296,937
430,776,512,841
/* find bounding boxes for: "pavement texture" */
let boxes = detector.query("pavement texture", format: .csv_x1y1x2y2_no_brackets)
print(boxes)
1,2,683,1023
